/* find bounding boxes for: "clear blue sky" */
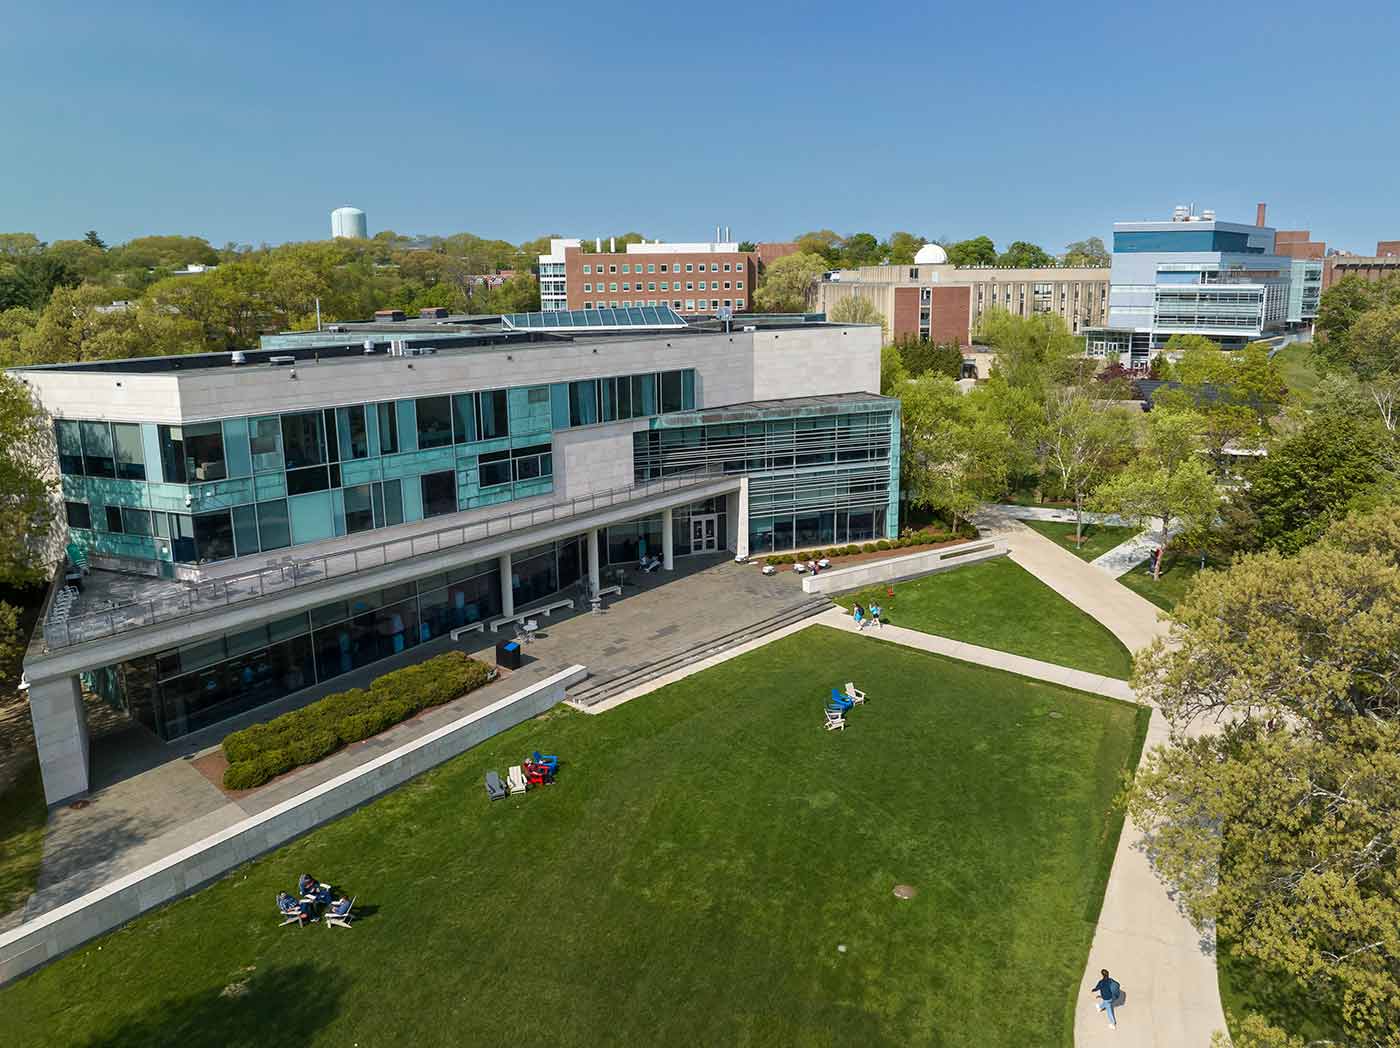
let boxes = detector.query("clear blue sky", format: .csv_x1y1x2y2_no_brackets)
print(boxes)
4,0,1397,254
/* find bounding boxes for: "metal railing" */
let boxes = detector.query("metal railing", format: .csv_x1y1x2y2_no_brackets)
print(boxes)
43,475,730,651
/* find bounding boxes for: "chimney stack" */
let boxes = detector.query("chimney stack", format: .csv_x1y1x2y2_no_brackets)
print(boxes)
595,236,602,252
1256,202,1267,227
609,236,615,252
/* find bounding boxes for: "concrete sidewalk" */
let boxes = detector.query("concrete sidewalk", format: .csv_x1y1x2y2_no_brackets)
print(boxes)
972,507,1227,1047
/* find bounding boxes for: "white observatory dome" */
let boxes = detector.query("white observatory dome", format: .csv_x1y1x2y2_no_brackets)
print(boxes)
913,243,949,265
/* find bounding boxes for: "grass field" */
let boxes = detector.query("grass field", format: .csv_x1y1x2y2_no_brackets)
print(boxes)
0,626,1147,1048
0,759,46,917
1019,520,1140,563
1116,551,1222,612
1272,343,1324,406
834,558,1134,679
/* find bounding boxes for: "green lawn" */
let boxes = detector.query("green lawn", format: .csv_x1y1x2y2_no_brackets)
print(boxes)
0,627,1148,1048
834,558,1134,679
0,758,46,918
1116,551,1221,612
1272,343,1323,407
1020,520,1141,562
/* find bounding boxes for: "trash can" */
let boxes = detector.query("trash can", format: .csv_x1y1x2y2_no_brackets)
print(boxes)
496,639,522,670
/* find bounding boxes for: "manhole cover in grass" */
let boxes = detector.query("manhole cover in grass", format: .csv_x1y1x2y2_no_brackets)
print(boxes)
893,884,917,899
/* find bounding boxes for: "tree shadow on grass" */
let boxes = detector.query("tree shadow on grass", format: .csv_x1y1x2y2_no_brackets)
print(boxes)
76,962,350,1048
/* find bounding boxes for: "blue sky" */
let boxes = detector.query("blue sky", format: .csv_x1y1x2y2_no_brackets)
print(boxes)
3,0,1397,254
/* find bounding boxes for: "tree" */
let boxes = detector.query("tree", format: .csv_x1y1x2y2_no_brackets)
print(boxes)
0,233,44,258
1241,414,1385,553
880,343,909,396
976,309,1081,394
793,230,842,263
1089,410,1218,578
0,373,59,582
1039,388,1134,543
827,295,885,333
1147,353,1172,380
1128,521,1400,1046
996,241,1053,268
1314,273,1400,368
895,336,963,379
945,235,997,267
900,375,1012,532
83,230,107,250
736,240,756,253
886,231,926,266
1063,236,1110,267
754,252,826,313
0,254,81,310
1347,304,1400,430
840,232,882,268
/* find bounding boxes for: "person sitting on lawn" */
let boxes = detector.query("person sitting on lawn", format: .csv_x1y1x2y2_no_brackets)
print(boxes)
278,891,316,926
329,896,352,919
298,873,330,902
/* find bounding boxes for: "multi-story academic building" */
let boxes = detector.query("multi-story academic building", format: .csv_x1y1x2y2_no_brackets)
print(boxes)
15,312,894,804
1084,205,1321,365
538,238,758,316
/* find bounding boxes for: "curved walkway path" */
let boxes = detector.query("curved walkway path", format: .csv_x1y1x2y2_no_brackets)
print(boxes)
973,507,1227,1047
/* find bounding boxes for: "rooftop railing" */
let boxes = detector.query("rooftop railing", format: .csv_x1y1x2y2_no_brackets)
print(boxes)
42,474,729,651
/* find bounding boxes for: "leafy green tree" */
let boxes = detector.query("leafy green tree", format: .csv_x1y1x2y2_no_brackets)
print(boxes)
996,241,1053,268
736,240,756,253
1314,273,1400,368
1347,304,1400,431
793,230,842,263
975,309,1081,394
827,295,885,333
83,230,107,250
754,252,826,313
896,336,963,379
886,231,926,265
0,373,59,582
1240,415,1385,553
945,235,997,267
1147,352,1172,379
840,232,882,268
109,235,219,270
879,342,909,396
0,254,81,310
0,234,44,258
1129,520,1400,1046
1089,410,1217,578
1063,237,1110,267
1038,388,1134,542
900,375,1012,531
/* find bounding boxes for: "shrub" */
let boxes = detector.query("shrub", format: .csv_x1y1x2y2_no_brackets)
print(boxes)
862,543,877,554
221,652,491,790
876,540,892,551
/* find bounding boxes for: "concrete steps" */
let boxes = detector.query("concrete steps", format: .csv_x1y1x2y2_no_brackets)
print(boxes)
565,595,832,708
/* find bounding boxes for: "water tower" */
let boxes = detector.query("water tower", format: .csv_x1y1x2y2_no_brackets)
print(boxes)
331,206,368,239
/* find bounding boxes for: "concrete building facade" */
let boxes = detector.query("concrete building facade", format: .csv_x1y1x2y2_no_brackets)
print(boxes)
15,319,893,804
813,263,1110,346
538,238,758,316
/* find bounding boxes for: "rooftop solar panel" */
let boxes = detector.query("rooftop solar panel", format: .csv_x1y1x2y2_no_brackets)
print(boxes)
502,306,687,331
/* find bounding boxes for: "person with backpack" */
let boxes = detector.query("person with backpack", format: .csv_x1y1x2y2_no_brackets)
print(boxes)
1090,968,1121,1028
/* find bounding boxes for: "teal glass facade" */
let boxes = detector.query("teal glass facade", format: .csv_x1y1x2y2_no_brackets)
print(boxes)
55,369,696,570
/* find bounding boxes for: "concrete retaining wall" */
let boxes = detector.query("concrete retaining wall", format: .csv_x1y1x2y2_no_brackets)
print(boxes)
0,665,587,986
800,540,1005,595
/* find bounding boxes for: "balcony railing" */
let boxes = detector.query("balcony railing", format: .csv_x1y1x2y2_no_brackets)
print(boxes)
42,475,727,651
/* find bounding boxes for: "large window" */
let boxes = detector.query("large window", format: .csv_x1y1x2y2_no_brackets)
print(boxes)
477,389,509,439
281,412,325,469
452,394,476,444
193,510,235,562
250,417,283,471
112,423,146,481
415,397,453,449
81,421,116,478
568,380,598,426
376,402,398,454
337,405,369,460
420,470,458,518
478,449,511,489
183,422,226,482
512,444,552,482
660,371,685,413
343,484,375,534
256,500,290,551
158,425,186,483
64,501,91,529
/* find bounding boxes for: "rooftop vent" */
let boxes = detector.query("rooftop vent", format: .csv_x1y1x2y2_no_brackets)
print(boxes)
269,355,296,367
419,307,449,319
230,351,247,366
373,309,406,322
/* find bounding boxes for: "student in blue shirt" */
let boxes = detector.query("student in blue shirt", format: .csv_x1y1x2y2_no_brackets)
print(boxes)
1091,968,1121,1028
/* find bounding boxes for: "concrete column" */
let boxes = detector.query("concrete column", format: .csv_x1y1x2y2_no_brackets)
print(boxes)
28,674,90,805
735,477,751,560
661,508,674,570
498,552,514,618
587,528,601,595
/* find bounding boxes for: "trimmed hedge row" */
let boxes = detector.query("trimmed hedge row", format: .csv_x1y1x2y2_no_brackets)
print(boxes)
220,651,493,790
760,526,977,566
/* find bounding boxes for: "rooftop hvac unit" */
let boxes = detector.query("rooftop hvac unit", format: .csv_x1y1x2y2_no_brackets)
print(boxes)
1201,209,1216,221
269,355,295,366
230,351,247,365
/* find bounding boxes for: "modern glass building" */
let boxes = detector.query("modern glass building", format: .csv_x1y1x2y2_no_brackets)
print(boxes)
1084,208,1313,364
16,318,894,802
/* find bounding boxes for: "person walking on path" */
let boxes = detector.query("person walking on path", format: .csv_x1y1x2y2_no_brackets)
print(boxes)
1091,969,1121,1028
868,601,883,628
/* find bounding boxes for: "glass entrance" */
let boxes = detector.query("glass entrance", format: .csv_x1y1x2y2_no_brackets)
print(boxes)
690,514,719,553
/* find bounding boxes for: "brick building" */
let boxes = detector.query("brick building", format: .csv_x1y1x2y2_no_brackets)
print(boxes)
538,238,757,316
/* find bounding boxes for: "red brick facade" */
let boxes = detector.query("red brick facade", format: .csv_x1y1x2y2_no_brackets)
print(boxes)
892,286,972,346
564,247,757,315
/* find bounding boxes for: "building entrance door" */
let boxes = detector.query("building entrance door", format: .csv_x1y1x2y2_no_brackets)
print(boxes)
690,514,719,554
